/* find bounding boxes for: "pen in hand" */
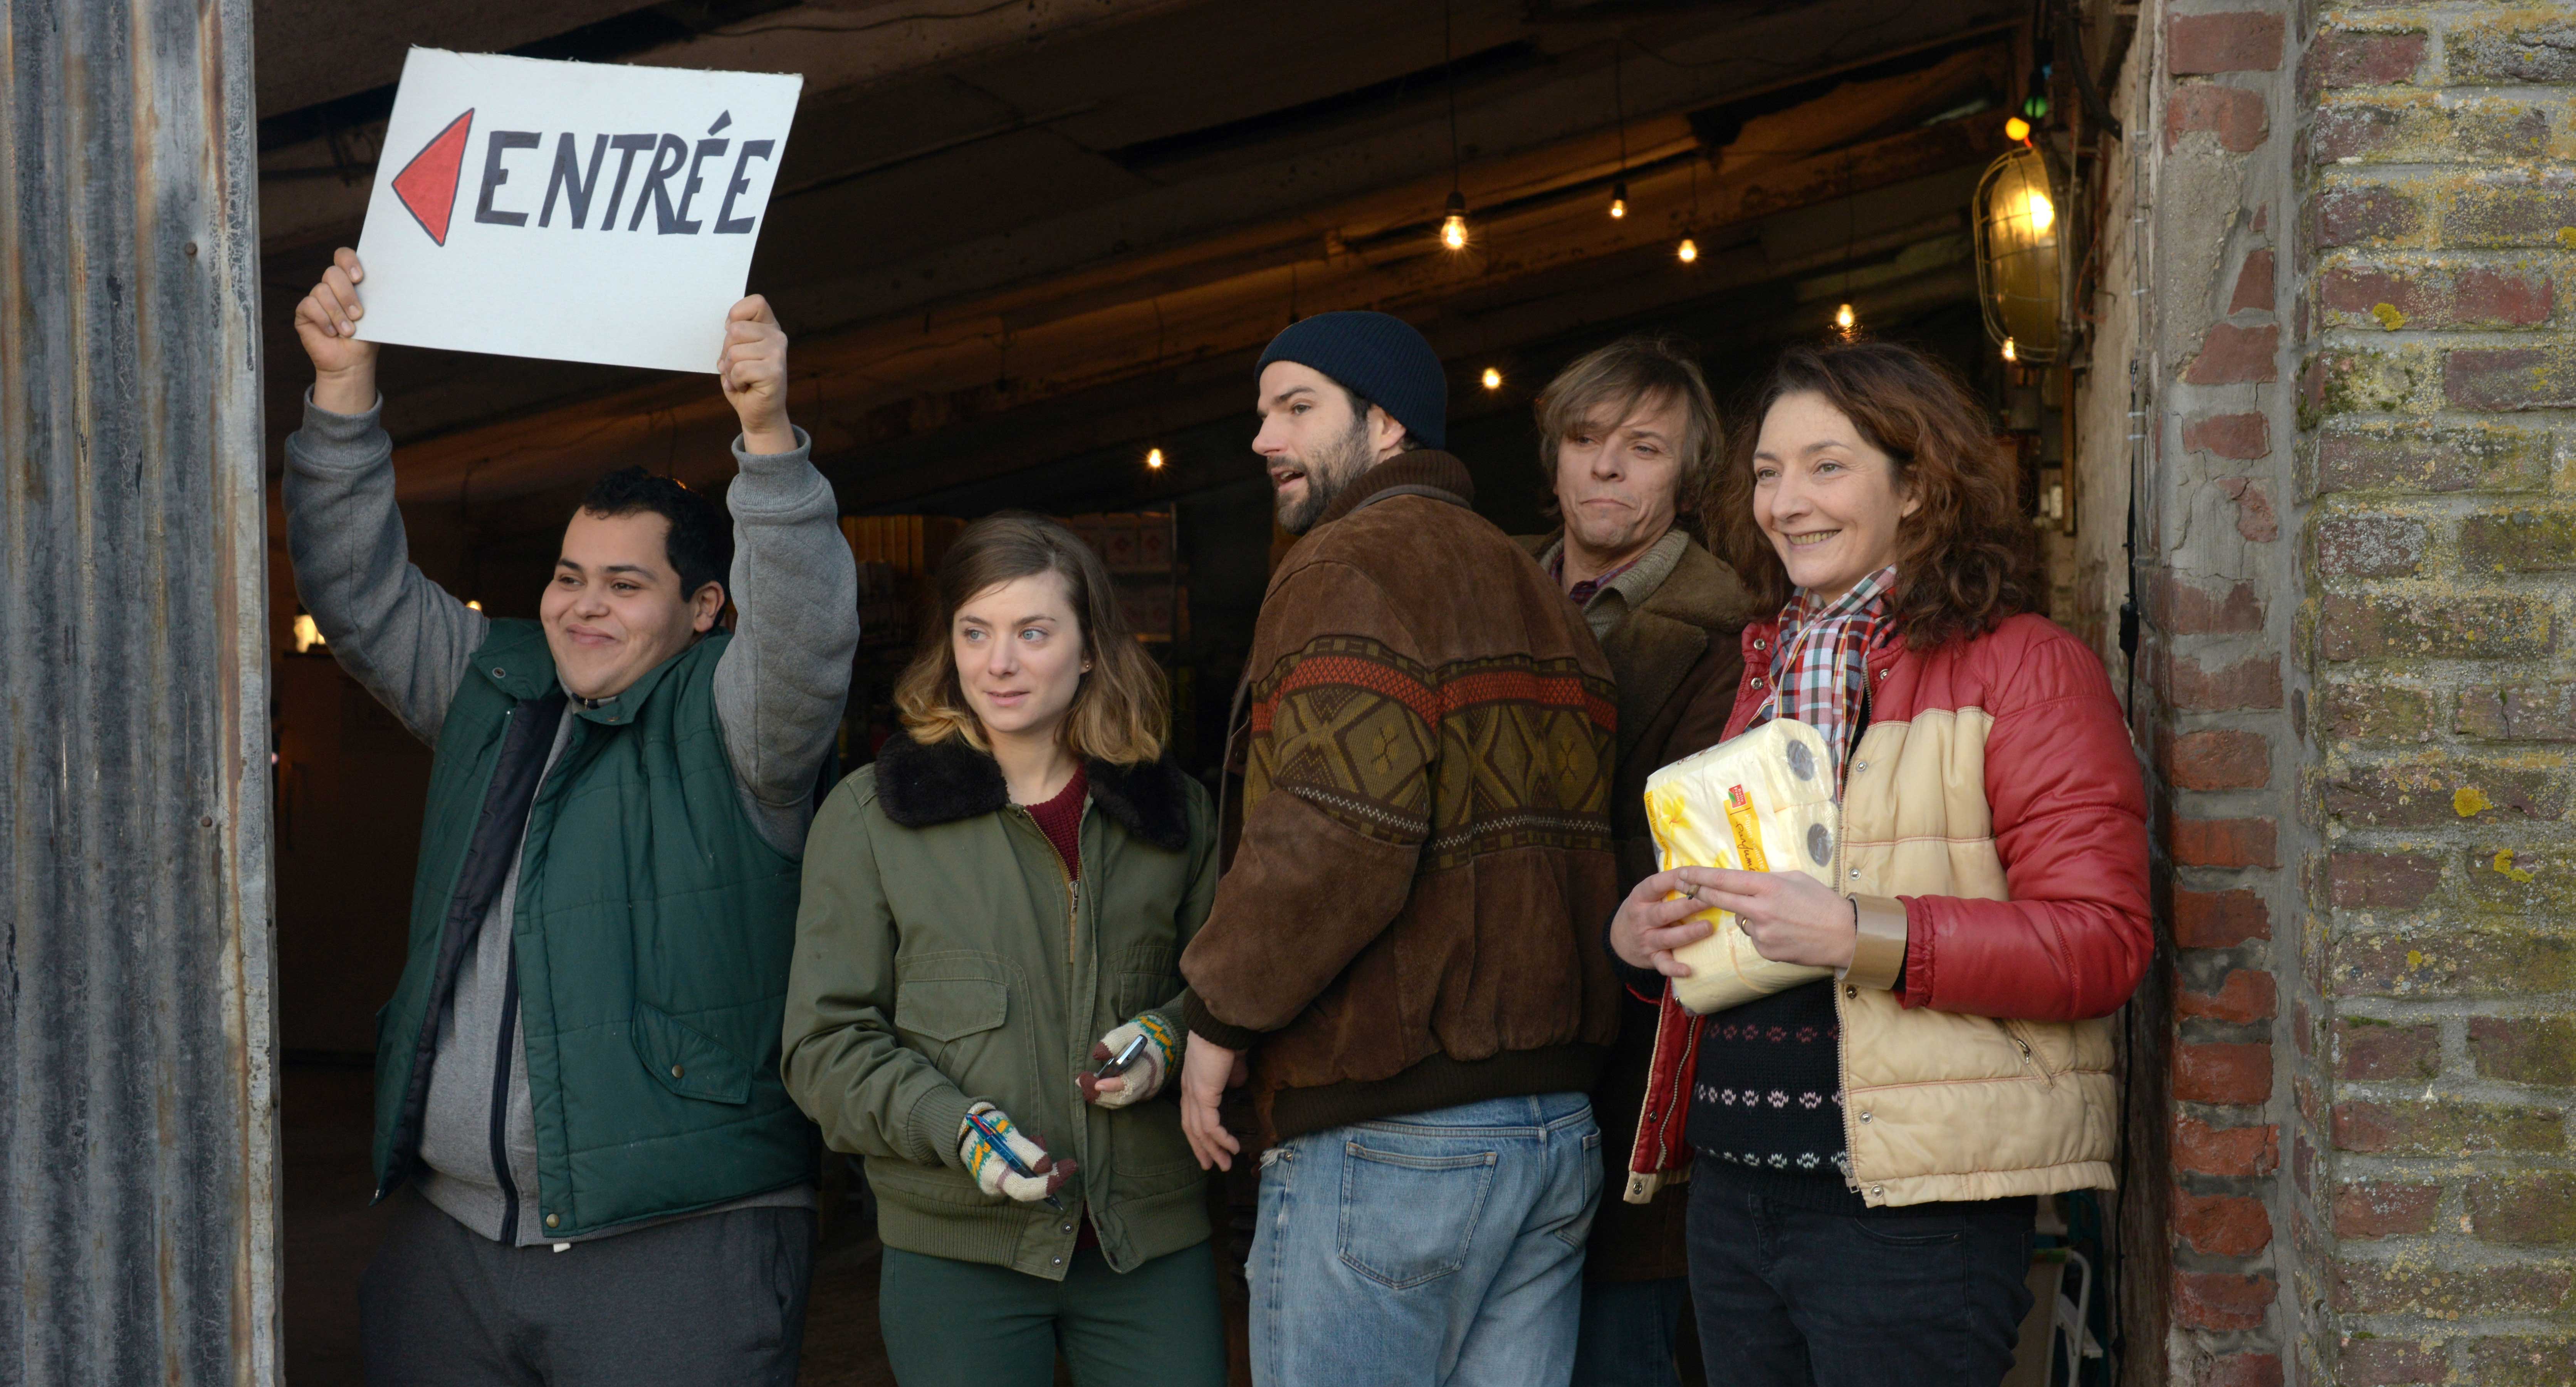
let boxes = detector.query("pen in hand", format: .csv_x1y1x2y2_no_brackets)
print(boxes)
963,1107,1069,1212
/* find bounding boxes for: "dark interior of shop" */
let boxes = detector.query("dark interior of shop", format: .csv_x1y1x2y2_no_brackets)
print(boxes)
254,3,2097,1379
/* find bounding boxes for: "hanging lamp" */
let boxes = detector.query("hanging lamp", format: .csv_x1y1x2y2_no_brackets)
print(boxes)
1973,144,2062,362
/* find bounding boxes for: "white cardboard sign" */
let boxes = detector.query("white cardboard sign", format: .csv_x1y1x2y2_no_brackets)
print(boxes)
351,48,802,374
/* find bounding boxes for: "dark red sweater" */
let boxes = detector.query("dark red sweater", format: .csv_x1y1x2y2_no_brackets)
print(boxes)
1026,765,1085,880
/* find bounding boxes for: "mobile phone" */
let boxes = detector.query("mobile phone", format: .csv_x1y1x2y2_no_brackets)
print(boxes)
1094,1032,1150,1080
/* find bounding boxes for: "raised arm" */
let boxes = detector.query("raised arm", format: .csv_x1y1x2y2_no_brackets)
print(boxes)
280,248,484,744
708,296,861,854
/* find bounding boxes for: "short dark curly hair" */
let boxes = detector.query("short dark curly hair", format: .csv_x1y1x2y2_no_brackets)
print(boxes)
575,467,733,601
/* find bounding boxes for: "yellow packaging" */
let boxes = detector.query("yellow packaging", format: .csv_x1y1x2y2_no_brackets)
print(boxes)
1642,718,1839,1015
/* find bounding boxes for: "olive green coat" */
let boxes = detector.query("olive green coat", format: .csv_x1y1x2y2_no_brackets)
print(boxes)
781,732,1217,1280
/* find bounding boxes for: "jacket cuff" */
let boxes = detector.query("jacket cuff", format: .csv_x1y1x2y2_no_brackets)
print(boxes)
1182,990,1266,1052
730,424,814,470
908,1086,977,1171
1840,894,1909,991
296,388,387,453
728,426,828,505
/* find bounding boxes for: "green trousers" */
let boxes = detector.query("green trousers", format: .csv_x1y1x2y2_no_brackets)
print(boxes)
877,1240,1226,1387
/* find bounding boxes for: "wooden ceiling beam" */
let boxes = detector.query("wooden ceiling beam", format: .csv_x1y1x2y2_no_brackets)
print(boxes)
381,99,2004,509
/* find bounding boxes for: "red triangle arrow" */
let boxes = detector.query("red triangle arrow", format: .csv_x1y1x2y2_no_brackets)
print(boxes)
390,109,474,246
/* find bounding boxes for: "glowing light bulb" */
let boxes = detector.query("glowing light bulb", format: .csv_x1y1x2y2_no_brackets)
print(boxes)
2025,189,2055,234
1608,180,1628,219
465,599,483,612
2004,116,2031,143
1676,237,1698,263
291,612,325,654
1145,447,1165,470
1835,303,1856,332
1441,191,1469,251
2002,336,2018,363
1481,367,1503,391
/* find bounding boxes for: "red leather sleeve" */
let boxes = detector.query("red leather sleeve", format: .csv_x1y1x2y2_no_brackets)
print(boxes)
1899,627,2153,1022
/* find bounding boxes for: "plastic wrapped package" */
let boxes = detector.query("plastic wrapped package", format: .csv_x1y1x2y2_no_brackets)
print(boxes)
1642,717,1841,1015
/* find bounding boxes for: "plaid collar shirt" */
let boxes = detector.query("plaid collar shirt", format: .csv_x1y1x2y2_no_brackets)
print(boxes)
1752,565,1901,779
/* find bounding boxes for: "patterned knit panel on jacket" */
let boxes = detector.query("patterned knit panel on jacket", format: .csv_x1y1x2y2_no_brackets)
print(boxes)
1246,634,1615,869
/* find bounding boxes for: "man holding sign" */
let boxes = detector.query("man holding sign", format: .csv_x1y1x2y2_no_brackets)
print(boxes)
284,248,855,1385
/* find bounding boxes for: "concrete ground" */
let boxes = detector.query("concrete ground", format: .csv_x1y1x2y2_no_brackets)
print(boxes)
280,1062,902,1385
282,1063,1252,1385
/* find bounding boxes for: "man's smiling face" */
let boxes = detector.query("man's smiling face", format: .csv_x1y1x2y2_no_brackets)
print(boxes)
539,508,722,701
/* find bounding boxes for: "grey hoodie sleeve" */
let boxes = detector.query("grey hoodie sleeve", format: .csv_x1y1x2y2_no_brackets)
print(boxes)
282,392,487,746
715,427,860,857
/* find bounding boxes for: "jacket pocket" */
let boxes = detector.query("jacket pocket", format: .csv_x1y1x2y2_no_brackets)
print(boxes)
2003,1019,2071,1083
632,1001,753,1104
894,952,1020,1102
1111,943,1179,1019
895,958,1011,1043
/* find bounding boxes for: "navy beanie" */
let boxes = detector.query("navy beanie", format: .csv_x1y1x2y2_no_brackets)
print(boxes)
1255,311,1448,450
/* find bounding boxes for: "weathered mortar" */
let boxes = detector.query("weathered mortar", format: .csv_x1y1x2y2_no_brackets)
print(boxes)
2298,0,2576,1380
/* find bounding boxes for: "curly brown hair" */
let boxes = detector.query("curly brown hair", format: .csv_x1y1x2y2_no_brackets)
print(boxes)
1704,340,2040,650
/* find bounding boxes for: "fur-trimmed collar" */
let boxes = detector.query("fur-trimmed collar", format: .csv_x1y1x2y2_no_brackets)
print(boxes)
871,731,1192,852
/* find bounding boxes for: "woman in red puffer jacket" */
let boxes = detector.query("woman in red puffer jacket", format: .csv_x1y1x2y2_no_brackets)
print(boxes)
1606,340,2151,1387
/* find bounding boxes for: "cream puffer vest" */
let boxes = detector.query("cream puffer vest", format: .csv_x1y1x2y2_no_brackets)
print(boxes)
1626,612,2152,1207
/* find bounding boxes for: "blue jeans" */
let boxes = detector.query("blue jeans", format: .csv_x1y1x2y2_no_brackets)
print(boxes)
1684,1159,2035,1387
1574,1276,1692,1386
1249,1093,1602,1387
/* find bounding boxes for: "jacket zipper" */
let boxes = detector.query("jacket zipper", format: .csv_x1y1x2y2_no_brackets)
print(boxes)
492,714,578,1239
1641,628,1792,1191
1015,797,1087,1226
380,704,518,1204
1830,672,1870,1198
1629,992,1700,1199
1022,803,1081,965
491,938,524,1245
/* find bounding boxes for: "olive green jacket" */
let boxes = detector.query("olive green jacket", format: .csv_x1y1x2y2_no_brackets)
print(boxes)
781,732,1217,1280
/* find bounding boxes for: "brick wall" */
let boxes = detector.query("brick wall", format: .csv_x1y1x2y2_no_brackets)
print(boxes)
2297,2,2576,1383
2109,3,2312,1381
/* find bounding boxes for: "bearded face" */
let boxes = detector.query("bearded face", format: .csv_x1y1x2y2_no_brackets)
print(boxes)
1272,409,1379,534
1253,361,1392,536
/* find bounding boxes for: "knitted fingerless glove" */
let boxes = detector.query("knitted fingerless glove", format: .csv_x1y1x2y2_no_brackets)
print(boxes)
957,1102,1074,1203
1078,1012,1182,1109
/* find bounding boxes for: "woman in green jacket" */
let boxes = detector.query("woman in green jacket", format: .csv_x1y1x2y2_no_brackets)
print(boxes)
782,514,1224,1387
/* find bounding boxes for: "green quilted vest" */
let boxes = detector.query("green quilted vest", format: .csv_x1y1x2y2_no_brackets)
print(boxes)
370,619,815,1236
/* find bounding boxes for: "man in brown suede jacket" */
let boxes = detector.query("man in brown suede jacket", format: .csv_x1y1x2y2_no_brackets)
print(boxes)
1518,336,1752,1387
1175,311,1623,1385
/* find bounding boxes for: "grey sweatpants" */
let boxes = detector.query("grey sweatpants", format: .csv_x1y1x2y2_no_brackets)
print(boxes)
359,1191,814,1386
